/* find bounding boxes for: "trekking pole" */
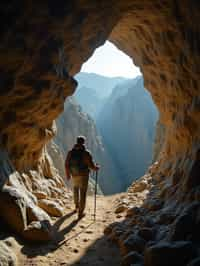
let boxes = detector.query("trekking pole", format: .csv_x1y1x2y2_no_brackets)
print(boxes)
93,170,98,221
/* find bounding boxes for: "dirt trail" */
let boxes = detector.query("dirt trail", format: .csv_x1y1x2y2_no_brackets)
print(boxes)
19,194,123,266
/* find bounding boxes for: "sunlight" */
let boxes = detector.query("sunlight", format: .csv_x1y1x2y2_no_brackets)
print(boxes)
81,41,141,78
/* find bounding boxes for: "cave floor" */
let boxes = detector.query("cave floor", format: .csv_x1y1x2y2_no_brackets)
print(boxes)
19,194,123,266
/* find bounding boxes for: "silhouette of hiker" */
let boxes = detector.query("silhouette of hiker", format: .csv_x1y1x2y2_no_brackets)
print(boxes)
65,136,100,219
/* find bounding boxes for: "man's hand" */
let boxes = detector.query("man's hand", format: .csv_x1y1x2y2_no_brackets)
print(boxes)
95,164,100,171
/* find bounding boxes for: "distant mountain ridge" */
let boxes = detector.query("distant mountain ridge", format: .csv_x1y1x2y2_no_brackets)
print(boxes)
74,72,128,99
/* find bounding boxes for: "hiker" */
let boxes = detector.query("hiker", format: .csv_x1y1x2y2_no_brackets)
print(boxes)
65,136,100,219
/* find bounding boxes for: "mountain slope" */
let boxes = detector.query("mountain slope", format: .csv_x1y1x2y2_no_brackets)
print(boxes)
74,72,128,119
97,76,158,189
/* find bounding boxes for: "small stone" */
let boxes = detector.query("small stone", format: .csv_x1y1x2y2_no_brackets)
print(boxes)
115,204,127,214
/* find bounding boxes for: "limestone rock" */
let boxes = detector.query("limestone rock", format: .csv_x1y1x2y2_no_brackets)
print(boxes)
0,185,29,234
0,185,52,241
33,190,48,200
0,241,17,266
115,204,128,214
38,199,63,217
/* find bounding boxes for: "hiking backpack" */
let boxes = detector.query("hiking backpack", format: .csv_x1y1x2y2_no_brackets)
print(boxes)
68,149,89,175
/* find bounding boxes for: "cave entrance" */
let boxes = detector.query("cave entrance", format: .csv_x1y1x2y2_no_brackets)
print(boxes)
53,41,159,195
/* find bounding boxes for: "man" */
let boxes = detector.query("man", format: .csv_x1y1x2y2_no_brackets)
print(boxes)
65,136,100,219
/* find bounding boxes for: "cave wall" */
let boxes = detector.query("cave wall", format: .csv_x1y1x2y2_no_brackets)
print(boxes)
110,1,200,190
0,0,200,240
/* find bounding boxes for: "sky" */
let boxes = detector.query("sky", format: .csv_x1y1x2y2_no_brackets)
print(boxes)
81,41,141,78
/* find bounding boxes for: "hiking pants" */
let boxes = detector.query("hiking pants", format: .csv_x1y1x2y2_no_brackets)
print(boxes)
72,175,89,214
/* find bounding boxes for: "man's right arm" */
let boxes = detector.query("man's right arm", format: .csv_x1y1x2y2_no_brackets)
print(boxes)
86,151,100,171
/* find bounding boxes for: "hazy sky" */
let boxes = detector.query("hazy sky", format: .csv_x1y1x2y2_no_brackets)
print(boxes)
81,41,141,78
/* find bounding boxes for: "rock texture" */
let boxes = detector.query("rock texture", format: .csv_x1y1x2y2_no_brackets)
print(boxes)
0,240,18,266
97,76,158,189
0,1,200,265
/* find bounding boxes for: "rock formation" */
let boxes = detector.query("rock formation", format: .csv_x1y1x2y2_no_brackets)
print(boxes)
97,76,158,189
0,1,200,265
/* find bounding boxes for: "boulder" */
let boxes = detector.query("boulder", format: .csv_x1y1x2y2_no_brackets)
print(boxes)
0,241,17,266
144,241,197,266
121,234,146,255
115,204,128,214
0,185,52,242
0,186,27,233
38,199,63,217
131,180,148,193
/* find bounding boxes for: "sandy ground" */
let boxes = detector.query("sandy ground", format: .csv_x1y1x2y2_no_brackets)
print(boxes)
19,195,122,266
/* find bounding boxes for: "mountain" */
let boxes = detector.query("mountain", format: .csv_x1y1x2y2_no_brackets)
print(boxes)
97,76,158,190
51,97,122,195
74,72,127,98
73,86,106,119
74,72,127,119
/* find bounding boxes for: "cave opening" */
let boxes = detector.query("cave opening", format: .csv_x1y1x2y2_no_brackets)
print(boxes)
0,2,200,265
53,41,159,195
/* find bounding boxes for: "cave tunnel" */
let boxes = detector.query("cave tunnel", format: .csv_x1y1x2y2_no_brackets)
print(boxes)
0,1,200,265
